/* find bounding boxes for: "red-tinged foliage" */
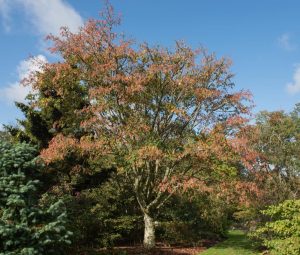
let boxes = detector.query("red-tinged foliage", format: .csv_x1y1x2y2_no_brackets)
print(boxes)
236,109,300,216
25,4,257,247
41,134,77,164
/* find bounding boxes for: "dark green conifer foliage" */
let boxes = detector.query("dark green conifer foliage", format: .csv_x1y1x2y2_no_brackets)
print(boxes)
0,142,72,255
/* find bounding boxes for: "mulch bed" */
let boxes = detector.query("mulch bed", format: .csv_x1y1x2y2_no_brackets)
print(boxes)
91,240,218,255
96,246,205,254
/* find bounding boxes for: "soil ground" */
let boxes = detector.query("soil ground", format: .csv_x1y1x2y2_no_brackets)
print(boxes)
81,240,218,255
78,230,260,255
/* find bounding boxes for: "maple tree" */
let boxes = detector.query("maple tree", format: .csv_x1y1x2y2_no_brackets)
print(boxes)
23,6,253,248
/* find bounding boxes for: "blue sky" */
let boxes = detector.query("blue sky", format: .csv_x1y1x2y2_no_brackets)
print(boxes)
0,0,300,128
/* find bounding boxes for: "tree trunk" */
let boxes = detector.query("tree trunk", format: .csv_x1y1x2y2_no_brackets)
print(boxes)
143,212,155,249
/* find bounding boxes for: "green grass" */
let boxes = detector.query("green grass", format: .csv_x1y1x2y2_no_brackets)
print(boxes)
200,230,261,255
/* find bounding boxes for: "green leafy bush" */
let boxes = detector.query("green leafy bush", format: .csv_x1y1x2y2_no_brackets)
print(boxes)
83,178,143,247
47,175,144,252
251,199,300,255
157,192,232,245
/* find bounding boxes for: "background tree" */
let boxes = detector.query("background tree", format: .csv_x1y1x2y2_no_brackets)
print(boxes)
255,108,300,190
0,141,72,255
4,53,114,196
4,64,89,150
233,104,300,237
249,106,300,205
0,131,11,143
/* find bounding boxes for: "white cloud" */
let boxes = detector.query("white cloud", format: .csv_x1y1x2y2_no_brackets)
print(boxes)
17,55,47,80
0,0,83,35
278,33,296,51
20,0,83,35
1,55,47,104
286,66,300,95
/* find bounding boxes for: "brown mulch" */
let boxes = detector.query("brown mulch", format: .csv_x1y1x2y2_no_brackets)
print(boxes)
96,246,205,254
92,240,218,255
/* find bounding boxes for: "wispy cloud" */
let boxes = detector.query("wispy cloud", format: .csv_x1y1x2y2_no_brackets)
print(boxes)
0,0,11,31
0,55,47,104
286,65,300,95
0,1,83,103
0,0,83,35
277,33,297,51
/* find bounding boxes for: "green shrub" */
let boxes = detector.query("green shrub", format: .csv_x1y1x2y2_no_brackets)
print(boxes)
46,175,144,251
86,178,143,247
157,192,232,245
251,199,300,255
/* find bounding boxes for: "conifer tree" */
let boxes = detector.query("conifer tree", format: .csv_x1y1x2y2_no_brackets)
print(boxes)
0,142,72,255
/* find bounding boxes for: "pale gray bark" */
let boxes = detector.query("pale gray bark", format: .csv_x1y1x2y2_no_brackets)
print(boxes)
143,212,155,249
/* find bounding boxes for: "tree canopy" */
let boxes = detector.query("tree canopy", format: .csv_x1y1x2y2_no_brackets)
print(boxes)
20,6,255,248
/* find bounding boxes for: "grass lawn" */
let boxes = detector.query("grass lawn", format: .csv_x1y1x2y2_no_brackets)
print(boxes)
200,230,261,255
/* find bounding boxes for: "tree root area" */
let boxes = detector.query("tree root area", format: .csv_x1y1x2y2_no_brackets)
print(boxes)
93,241,217,255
